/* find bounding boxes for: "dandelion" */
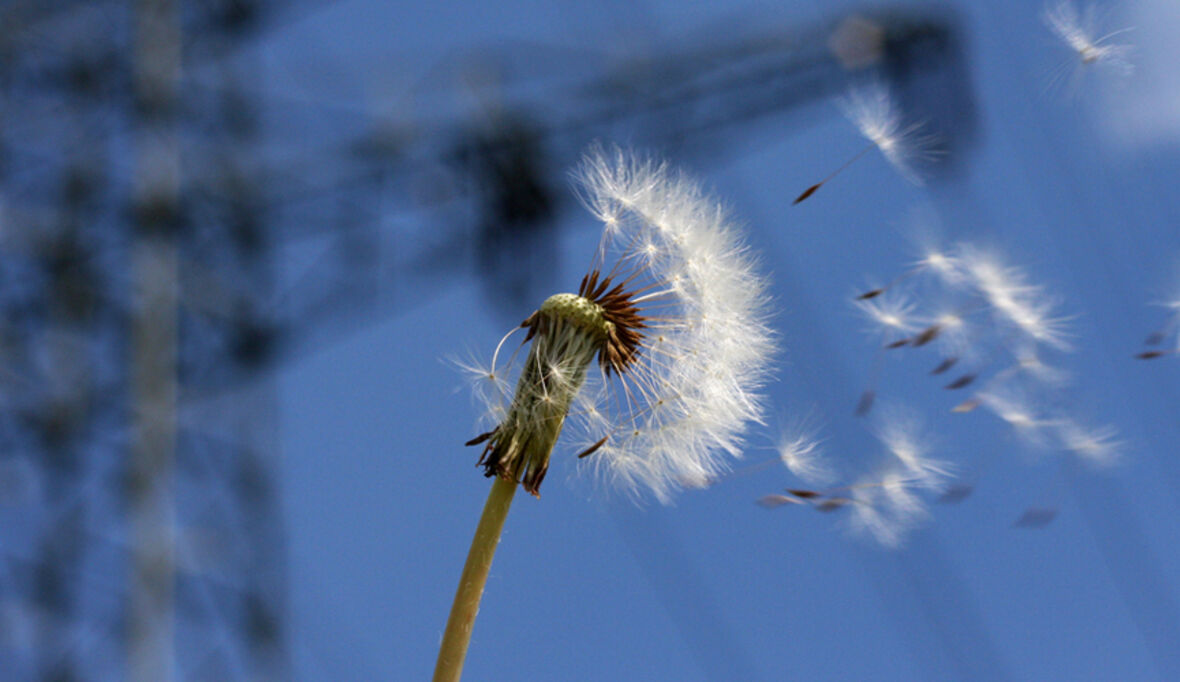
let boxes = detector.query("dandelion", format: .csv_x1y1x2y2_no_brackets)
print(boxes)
793,80,938,204
1043,0,1133,72
436,145,774,681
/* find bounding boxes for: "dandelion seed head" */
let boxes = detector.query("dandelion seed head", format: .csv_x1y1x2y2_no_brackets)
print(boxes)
470,145,774,502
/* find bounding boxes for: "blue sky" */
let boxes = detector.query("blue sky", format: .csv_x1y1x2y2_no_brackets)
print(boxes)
271,0,1180,679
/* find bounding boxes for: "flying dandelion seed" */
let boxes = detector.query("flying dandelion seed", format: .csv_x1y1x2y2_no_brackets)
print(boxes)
467,144,775,501
852,293,923,416
856,294,921,342
959,246,1072,351
1055,418,1122,467
1138,293,1180,359
1042,0,1134,97
874,409,954,490
775,411,834,485
847,470,932,548
975,384,1056,447
793,81,939,204
1043,0,1133,72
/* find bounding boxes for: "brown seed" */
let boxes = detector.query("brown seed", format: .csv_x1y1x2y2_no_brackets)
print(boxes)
944,373,977,390
857,288,885,300
912,325,941,347
815,497,852,512
930,357,958,375
576,436,609,459
1136,350,1168,359
1013,507,1057,528
465,430,495,447
885,338,910,349
786,489,821,498
937,484,974,503
793,183,821,204
951,398,981,413
855,390,876,416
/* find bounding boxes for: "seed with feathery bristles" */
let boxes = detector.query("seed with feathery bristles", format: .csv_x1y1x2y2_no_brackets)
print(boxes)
1043,0,1133,70
1139,293,1180,356
792,81,939,205
774,412,833,484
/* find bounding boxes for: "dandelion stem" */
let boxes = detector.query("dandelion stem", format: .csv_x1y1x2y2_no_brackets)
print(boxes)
433,476,518,682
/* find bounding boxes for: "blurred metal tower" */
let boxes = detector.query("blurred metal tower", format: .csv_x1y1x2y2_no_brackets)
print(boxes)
0,1,285,679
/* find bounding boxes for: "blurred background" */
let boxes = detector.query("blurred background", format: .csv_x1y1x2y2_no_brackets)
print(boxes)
2,0,1179,680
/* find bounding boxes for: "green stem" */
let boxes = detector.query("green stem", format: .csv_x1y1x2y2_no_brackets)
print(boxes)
433,476,518,682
